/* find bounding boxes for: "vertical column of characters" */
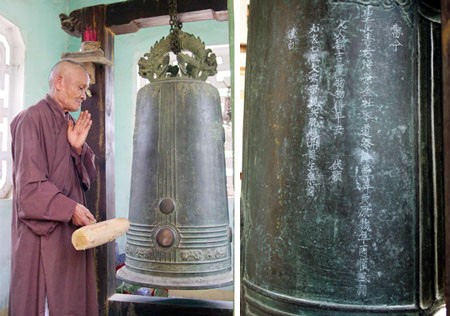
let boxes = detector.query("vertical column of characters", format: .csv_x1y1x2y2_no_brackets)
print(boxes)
329,20,349,186
305,24,324,198
356,5,375,298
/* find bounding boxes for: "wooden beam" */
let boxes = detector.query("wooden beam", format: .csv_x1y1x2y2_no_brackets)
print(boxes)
106,0,228,35
60,0,228,37
441,0,450,315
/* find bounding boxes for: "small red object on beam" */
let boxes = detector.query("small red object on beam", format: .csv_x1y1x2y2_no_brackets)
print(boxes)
83,26,97,42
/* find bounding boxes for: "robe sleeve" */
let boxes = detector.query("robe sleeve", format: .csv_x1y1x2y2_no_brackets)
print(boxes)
71,143,97,191
12,113,77,237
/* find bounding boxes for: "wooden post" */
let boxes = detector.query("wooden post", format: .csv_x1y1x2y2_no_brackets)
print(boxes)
442,1,450,315
73,5,116,316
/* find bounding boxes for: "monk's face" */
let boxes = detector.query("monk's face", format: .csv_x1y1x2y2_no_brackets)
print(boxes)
55,66,90,113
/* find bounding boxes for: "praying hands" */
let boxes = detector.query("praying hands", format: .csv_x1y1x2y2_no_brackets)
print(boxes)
68,110,92,155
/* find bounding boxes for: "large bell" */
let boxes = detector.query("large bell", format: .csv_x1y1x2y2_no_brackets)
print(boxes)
241,1,444,315
117,31,233,289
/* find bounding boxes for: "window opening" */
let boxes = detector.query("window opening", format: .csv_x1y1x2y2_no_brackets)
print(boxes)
0,15,25,199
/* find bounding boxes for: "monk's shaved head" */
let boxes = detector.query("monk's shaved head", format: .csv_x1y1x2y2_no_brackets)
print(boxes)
48,59,89,89
47,59,90,112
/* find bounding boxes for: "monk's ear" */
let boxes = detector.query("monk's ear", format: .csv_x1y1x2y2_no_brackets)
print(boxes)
54,75,64,91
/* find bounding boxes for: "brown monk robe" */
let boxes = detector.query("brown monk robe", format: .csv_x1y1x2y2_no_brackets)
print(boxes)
9,60,98,316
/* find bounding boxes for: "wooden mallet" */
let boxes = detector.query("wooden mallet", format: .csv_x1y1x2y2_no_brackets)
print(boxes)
72,218,130,250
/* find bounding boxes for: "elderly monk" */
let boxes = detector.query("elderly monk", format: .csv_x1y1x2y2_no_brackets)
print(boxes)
9,59,98,316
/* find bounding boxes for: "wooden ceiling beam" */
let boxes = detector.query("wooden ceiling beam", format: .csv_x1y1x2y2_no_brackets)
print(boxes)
107,0,228,34
59,0,228,37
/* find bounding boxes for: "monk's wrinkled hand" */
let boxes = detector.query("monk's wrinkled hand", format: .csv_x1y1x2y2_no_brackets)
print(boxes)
68,110,92,155
72,203,97,227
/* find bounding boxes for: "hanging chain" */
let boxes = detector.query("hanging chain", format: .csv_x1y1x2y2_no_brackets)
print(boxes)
169,0,182,54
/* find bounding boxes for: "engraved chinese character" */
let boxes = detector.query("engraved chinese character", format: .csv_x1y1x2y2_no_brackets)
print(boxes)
359,257,369,272
357,271,369,283
329,159,344,183
333,124,344,136
390,39,403,52
390,23,403,52
309,24,320,34
359,204,373,218
359,245,368,258
286,27,299,50
335,63,345,76
358,228,371,243
359,217,371,232
357,284,367,297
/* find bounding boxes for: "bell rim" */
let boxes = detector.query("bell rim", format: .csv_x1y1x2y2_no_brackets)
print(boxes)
116,265,233,290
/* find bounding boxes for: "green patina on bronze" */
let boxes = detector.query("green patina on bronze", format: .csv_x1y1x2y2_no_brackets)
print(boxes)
138,30,218,82
241,1,444,315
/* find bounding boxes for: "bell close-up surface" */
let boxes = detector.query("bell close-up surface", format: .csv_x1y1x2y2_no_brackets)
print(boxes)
241,0,444,315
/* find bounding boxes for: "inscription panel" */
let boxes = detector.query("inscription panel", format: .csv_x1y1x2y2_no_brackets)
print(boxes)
242,0,419,310
303,3,416,303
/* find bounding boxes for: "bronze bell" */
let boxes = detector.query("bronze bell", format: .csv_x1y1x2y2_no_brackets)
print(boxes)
116,31,233,290
241,1,444,315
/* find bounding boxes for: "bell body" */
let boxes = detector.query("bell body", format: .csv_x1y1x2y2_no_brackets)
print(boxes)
241,1,444,315
117,78,232,289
